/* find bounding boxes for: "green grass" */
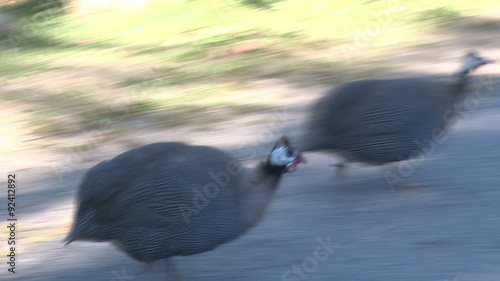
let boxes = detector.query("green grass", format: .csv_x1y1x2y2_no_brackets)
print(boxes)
0,0,498,142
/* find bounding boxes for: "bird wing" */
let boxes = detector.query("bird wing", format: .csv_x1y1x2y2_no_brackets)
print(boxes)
312,78,446,162
311,79,380,136
85,144,243,229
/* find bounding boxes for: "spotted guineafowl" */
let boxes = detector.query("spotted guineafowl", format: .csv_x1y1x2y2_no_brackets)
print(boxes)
65,137,304,279
298,52,493,189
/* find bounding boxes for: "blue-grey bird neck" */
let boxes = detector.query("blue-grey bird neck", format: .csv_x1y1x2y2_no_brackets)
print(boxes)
237,163,283,228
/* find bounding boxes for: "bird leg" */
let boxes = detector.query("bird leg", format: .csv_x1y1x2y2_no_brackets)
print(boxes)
137,258,182,281
330,162,349,188
333,163,345,179
163,258,182,281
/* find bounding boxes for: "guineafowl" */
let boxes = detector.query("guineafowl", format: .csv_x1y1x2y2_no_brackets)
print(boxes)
65,137,304,279
297,52,493,189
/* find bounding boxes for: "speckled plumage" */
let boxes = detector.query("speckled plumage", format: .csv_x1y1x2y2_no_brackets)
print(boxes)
303,78,446,163
300,53,492,166
65,139,302,263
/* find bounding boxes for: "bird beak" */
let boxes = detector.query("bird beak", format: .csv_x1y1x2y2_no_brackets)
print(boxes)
286,153,306,173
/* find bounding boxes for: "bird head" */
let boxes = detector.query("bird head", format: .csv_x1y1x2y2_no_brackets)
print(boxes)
459,52,494,75
267,136,305,173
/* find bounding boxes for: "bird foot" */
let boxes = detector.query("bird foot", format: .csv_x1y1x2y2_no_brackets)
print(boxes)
330,163,346,178
330,163,351,188
388,183,429,192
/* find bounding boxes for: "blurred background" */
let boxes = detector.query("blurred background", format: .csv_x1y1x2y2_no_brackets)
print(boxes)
1,0,500,280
